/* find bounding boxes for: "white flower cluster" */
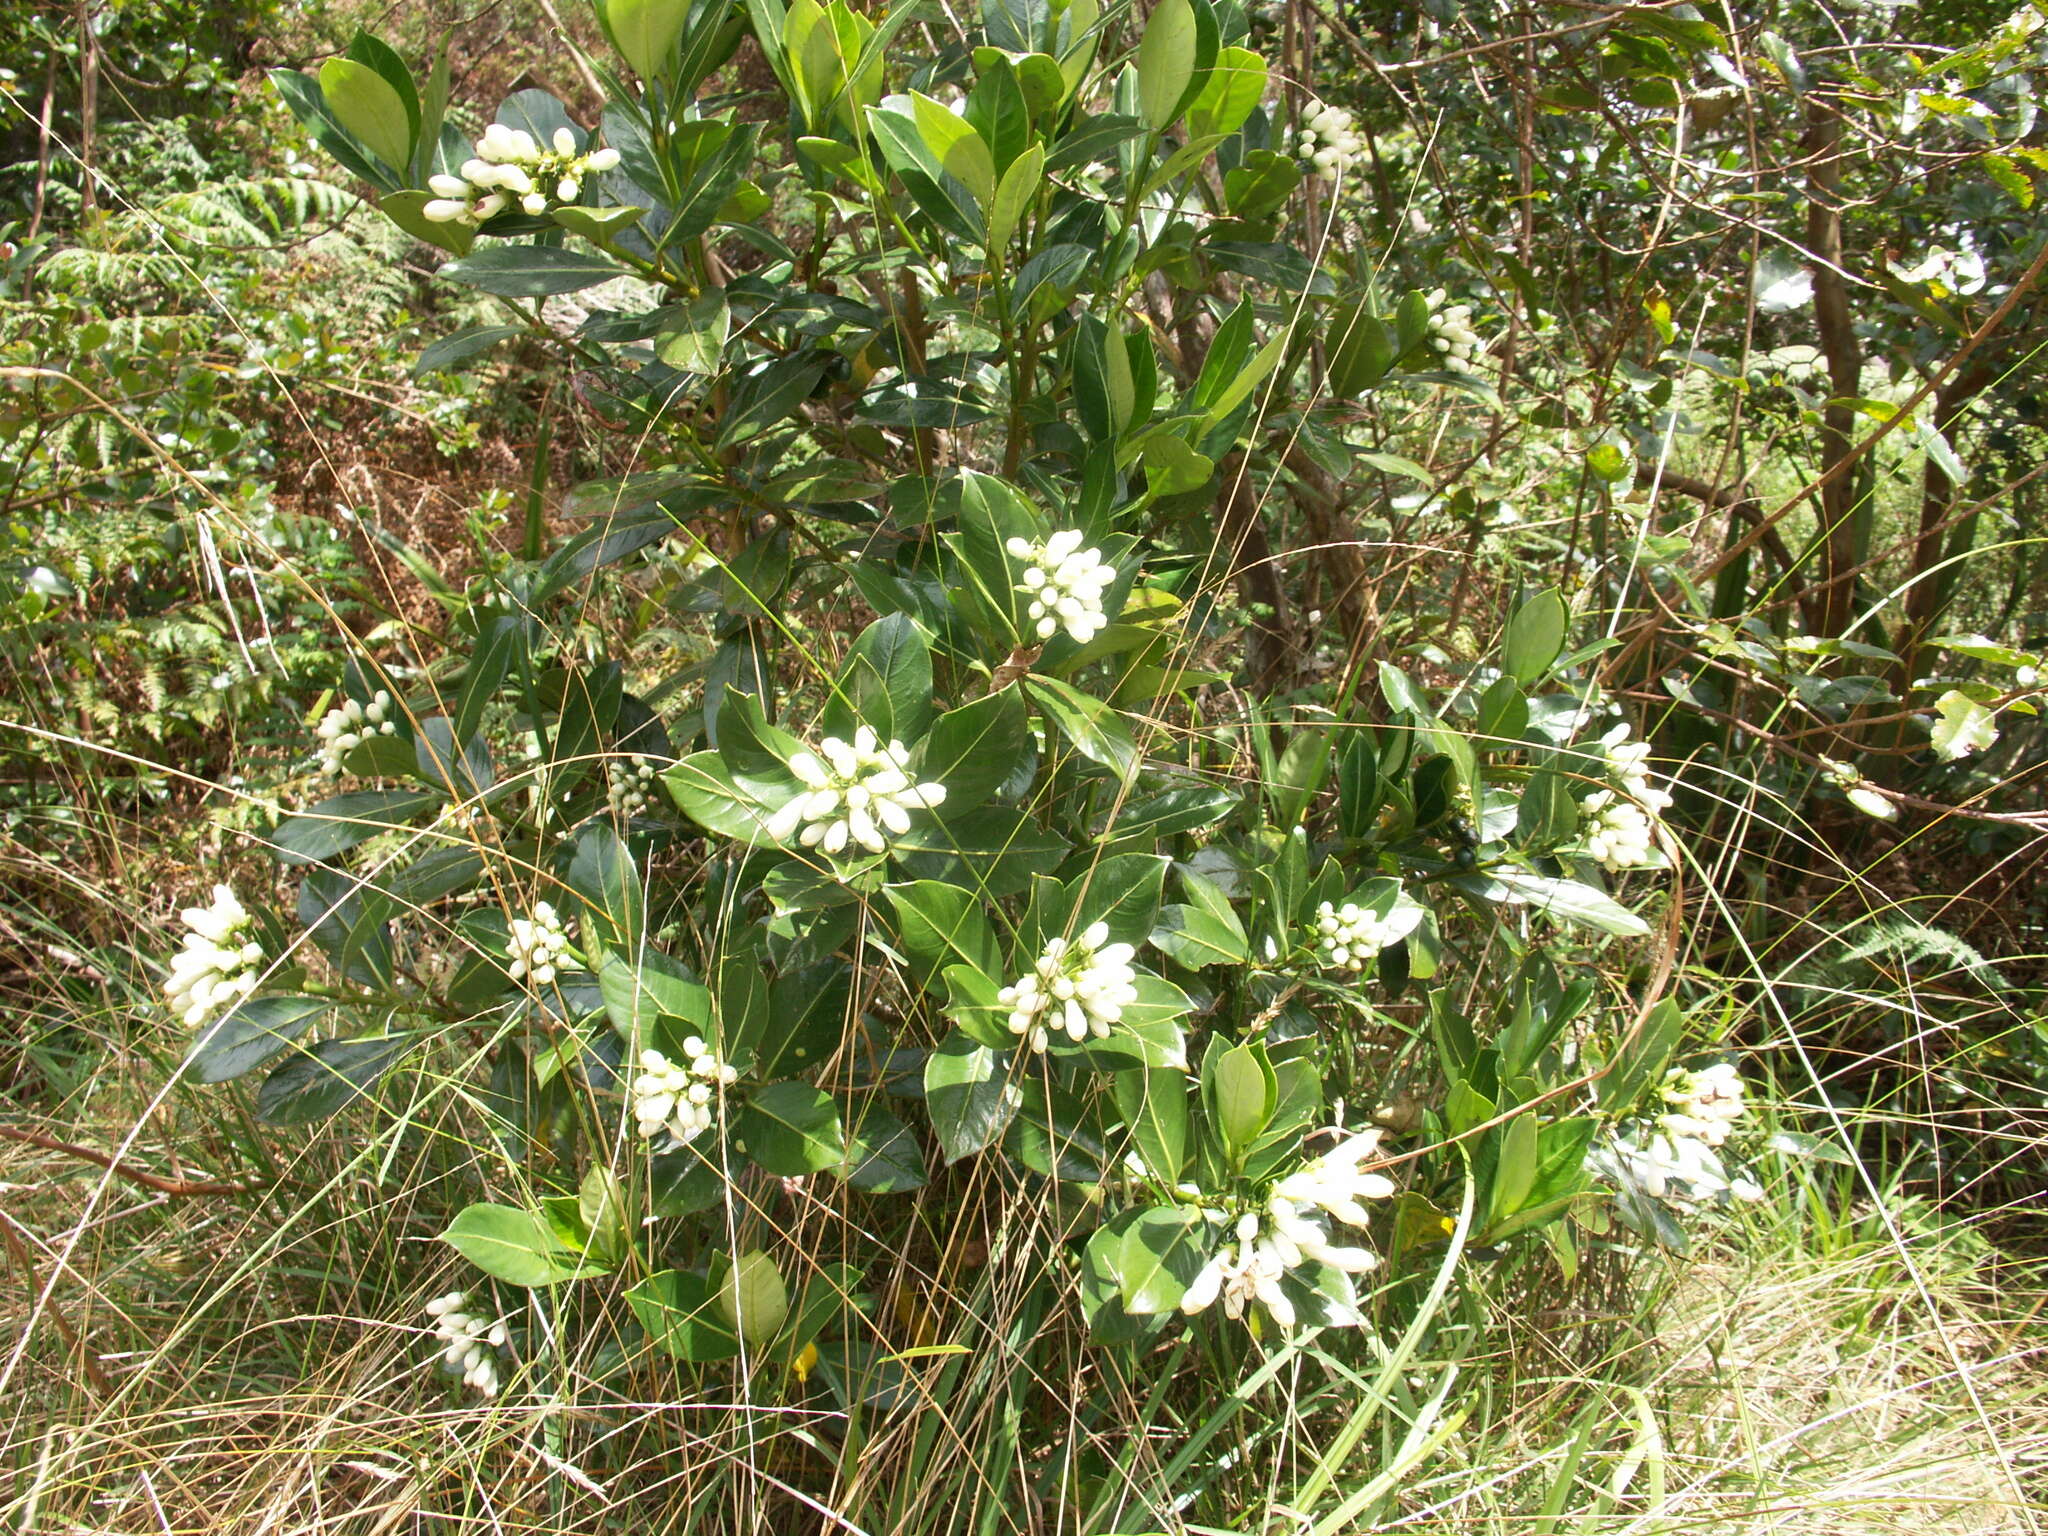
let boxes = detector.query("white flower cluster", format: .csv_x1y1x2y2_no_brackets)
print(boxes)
423,124,622,226
1578,792,1656,872
1659,1062,1748,1147
506,900,571,986
1423,289,1486,372
1006,529,1116,645
1312,901,1398,972
631,1041,738,1145
608,757,658,819
998,921,1140,1053
315,690,397,776
763,726,947,856
1575,724,1673,871
1601,725,1674,815
1182,1128,1394,1328
1602,1127,1762,1205
1292,100,1363,181
426,1290,509,1396
165,885,265,1027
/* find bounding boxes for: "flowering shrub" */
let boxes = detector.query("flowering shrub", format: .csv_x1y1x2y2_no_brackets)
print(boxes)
158,0,1764,1423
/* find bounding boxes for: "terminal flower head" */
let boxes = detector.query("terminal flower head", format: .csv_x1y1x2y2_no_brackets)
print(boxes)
426,1290,509,1396
998,920,1140,1053
1007,530,1117,645
506,900,571,986
165,884,265,1027
763,725,946,856
631,1041,739,1146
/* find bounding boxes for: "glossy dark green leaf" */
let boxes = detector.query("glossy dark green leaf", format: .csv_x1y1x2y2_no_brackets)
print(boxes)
440,245,634,297
1030,674,1137,777
924,1028,1019,1163
916,686,1028,813
185,995,329,1084
735,1081,847,1174
272,789,444,865
257,1032,415,1123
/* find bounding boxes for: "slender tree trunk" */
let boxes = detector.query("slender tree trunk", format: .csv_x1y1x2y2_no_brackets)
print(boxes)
78,1,100,219
1886,365,1996,705
27,54,58,240
1804,100,1863,636
1218,455,1293,694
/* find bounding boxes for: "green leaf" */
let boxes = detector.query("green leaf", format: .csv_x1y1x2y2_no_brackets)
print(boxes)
924,1029,1020,1162
1209,1040,1276,1160
1117,1206,1206,1314
837,1101,928,1191
548,204,647,241
1138,432,1214,498
184,995,329,1084
1326,298,1392,397
655,288,730,374
1010,1075,1108,1181
1489,1112,1539,1221
866,100,983,241
413,324,523,376
379,190,473,254
760,961,849,1078
272,789,443,865
987,140,1044,254
941,960,1018,1050
1097,784,1238,842
884,880,1000,983
1930,689,1998,761
1071,852,1169,947
318,57,413,169
719,1248,791,1344
908,90,996,210
828,612,933,743
1080,973,1191,1070
916,686,1028,812
893,807,1067,898
440,246,634,297
1480,869,1652,937
1336,730,1382,839
1516,770,1578,846
597,947,711,1052
443,1202,597,1286
1029,674,1137,776
1202,326,1290,433
1184,45,1265,138
602,0,694,80
1115,1067,1188,1182
567,820,644,952
532,502,695,603
626,1269,743,1359
1136,0,1198,130
1501,588,1568,684
1151,899,1247,967
256,1033,415,1123
662,751,781,841
1584,441,1632,485
455,613,525,748
718,352,830,447
735,1082,847,1175
1596,997,1685,1111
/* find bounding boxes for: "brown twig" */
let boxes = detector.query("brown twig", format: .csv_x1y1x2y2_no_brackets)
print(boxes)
0,1127,256,1197
0,1213,112,1398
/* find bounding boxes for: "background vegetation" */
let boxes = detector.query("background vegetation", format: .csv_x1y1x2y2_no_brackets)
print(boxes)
1,0,2044,1530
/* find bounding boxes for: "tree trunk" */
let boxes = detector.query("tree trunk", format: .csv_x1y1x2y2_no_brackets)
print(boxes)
1804,99,1863,637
